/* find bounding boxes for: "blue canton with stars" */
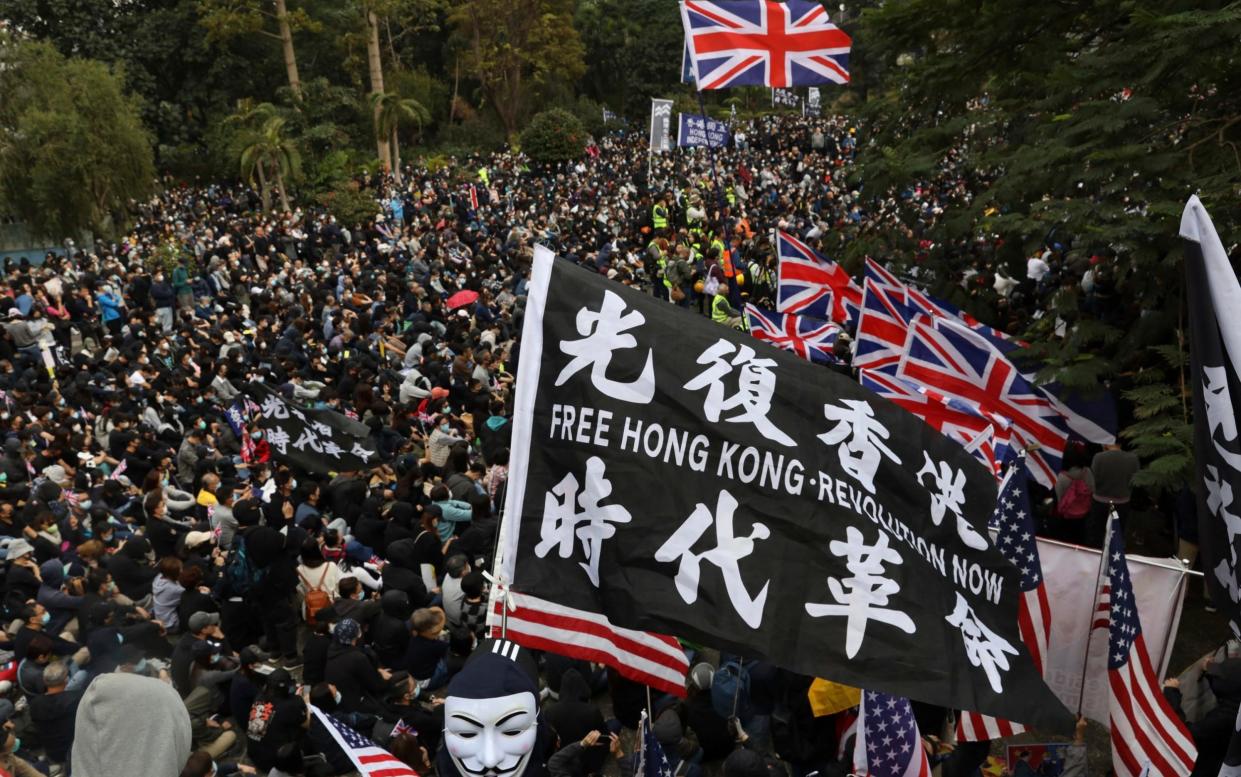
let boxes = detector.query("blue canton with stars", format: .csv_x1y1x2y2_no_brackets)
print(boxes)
863,691,921,776
325,711,375,750
642,717,675,777
1104,519,1141,670
992,465,1042,592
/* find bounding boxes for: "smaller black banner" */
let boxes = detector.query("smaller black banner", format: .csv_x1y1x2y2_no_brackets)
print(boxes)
244,382,378,475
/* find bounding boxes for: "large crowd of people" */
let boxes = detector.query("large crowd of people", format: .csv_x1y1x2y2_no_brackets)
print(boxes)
0,112,1224,777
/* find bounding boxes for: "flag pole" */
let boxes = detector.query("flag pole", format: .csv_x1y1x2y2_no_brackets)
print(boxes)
693,82,727,219
1076,507,1117,717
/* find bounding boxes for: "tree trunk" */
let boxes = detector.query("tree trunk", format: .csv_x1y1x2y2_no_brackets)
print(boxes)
366,8,390,171
274,0,302,100
256,161,271,213
390,128,402,184
274,166,291,213
450,57,460,123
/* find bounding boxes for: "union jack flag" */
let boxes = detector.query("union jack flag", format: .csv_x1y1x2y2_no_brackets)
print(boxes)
904,286,1018,347
864,257,904,290
854,279,916,374
680,0,851,90
897,315,1068,487
957,460,1050,740
744,303,840,365
776,230,861,325
859,369,1010,476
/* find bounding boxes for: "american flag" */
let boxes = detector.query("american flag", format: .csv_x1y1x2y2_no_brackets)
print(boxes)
639,712,675,777
855,279,916,373
957,461,1050,741
859,369,1010,477
491,591,689,698
897,315,1068,487
680,0,851,90
1098,516,1197,777
744,303,840,365
775,230,861,325
852,691,931,777
310,706,419,777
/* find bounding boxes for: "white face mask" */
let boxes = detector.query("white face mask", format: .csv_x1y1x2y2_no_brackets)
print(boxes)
443,692,539,777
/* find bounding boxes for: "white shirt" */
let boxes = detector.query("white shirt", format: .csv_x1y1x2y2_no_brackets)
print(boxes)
1026,256,1051,281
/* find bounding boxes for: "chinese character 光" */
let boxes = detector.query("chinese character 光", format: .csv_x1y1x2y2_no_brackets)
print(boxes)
917,453,987,551
817,399,901,493
556,290,655,404
260,395,288,420
944,592,1018,693
536,457,632,587
655,489,771,629
805,525,915,658
684,340,794,446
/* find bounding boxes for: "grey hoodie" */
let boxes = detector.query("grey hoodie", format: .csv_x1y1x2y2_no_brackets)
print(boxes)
72,673,192,777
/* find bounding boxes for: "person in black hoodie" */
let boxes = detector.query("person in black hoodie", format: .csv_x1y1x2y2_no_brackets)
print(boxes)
241,524,301,667
324,617,408,722
1165,656,1241,776
381,501,417,553
371,590,413,669
379,538,430,609
106,536,158,606
545,669,609,776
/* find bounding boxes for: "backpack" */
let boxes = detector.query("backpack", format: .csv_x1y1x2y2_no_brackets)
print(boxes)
299,565,332,625
224,535,266,596
703,274,721,298
1057,476,1093,520
711,658,753,721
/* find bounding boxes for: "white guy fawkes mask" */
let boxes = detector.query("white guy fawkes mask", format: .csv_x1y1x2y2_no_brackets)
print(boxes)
444,691,539,777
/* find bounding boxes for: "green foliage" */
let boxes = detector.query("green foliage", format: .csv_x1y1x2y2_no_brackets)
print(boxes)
0,38,155,240
855,0,1241,493
520,108,586,164
147,238,190,275
316,182,379,227
449,0,586,137
575,0,686,120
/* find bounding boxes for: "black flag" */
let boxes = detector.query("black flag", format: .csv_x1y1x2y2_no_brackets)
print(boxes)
243,382,377,475
1183,195,1241,634
1183,196,1241,775
496,246,1073,732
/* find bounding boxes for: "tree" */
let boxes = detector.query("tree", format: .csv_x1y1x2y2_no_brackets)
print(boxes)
520,108,585,164
854,0,1241,491
576,0,685,119
370,91,430,182
449,0,585,138
227,103,301,212
0,38,154,240
199,0,320,99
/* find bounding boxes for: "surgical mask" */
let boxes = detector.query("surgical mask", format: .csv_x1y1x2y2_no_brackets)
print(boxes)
134,658,148,673
441,423,451,434
198,420,206,430
78,500,91,511
252,432,262,441
443,692,539,777
40,612,50,626
334,690,342,705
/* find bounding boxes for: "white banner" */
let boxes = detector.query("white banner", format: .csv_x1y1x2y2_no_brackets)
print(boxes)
649,99,673,154
1038,537,1189,725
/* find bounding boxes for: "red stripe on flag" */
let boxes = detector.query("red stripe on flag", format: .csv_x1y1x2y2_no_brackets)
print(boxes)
1109,668,1177,777
705,56,763,90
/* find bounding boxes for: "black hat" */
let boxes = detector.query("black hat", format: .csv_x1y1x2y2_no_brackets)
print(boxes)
447,640,539,700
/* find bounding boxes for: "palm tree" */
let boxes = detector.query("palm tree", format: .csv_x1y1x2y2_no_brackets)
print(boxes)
370,91,431,184
239,115,301,213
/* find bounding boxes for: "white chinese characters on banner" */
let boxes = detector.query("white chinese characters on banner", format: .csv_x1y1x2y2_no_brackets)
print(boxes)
655,490,771,628
536,456,632,587
945,591,1018,693
917,453,988,551
818,399,901,493
556,291,655,404
684,340,794,446
805,526,915,658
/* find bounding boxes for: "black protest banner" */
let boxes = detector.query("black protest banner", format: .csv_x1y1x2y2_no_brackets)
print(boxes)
244,382,378,475
1184,196,1241,636
497,246,1074,733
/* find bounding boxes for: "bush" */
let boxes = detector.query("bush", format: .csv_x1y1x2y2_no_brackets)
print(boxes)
316,182,379,229
520,108,586,164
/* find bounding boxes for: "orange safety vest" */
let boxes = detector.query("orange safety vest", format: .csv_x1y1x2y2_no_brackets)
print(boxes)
720,248,735,278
